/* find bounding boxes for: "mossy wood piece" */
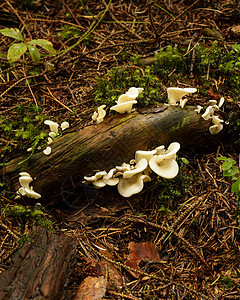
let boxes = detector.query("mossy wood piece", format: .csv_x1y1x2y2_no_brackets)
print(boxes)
0,226,77,300
2,106,212,201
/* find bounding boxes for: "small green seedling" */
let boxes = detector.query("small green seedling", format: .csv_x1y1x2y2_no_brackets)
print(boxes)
0,28,55,63
218,156,240,225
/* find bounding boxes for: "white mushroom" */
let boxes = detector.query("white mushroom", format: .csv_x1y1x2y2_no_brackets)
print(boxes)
110,100,137,114
209,124,223,134
44,120,59,133
149,156,179,179
209,100,217,105
19,172,31,177
47,137,53,144
92,105,106,124
24,188,41,199
117,94,132,104
156,142,180,161
202,106,215,120
126,87,139,99
115,163,132,172
135,149,157,163
61,121,70,131
27,147,32,152
123,158,148,179
167,87,197,105
19,176,33,188
117,173,151,197
49,131,56,139
218,97,225,108
43,146,51,155
195,105,203,114
103,168,119,186
212,115,224,125
179,98,188,108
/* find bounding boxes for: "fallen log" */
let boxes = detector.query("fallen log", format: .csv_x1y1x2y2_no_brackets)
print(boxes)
2,105,215,202
0,226,77,300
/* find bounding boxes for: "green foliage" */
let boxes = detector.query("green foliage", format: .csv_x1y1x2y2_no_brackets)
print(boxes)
218,156,240,226
0,28,55,63
93,66,163,107
58,25,83,42
3,203,54,233
0,104,48,160
220,276,235,289
154,45,187,80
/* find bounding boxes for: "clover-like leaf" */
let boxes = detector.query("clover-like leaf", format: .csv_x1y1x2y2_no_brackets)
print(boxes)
231,178,240,197
27,39,55,53
0,28,24,41
7,43,27,63
27,44,40,63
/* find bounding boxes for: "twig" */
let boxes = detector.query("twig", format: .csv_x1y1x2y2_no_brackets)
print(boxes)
46,87,73,113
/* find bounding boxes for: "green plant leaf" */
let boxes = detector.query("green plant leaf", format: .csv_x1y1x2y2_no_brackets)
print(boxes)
224,60,234,72
0,28,24,41
181,157,189,164
217,156,227,161
231,178,240,197
27,39,55,53
27,44,40,63
222,160,235,170
223,166,239,177
233,44,240,53
7,43,27,63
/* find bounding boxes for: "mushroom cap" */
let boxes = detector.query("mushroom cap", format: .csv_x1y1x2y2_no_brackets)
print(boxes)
195,105,203,114
61,121,70,131
123,158,148,179
117,94,132,104
218,97,225,108
110,100,137,114
92,111,98,121
202,106,214,120
212,115,224,125
179,98,188,108
24,187,41,199
47,137,53,144
209,124,223,134
44,120,59,133
19,172,31,177
43,146,52,155
103,168,119,186
209,100,218,105
49,132,56,139
167,87,197,105
149,157,179,179
117,173,151,197
156,142,180,161
135,150,157,163
137,87,144,94
126,87,139,99
155,145,165,155
92,179,106,188
116,163,131,172
19,176,33,188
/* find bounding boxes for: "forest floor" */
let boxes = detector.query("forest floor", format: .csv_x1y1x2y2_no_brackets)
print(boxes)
0,0,240,299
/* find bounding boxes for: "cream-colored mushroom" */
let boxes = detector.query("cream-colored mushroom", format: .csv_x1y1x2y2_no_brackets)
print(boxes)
19,175,33,188
218,97,225,108
167,87,197,105
149,156,179,179
92,105,106,124
117,173,151,197
61,121,70,130
44,120,59,133
126,87,139,99
24,187,41,199
179,98,188,108
202,106,215,120
135,149,157,163
47,137,53,144
195,105,203,114
43,146,51,155
49,132,56,139
110,100,137,114
103,168,119,186
209,100,217,105
117,94,132,104
209,124,223,134
123,158,148,179
17,172,41,199
156,142,180,161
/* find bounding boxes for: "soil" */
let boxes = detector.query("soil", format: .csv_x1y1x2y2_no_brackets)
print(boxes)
0,1,240,299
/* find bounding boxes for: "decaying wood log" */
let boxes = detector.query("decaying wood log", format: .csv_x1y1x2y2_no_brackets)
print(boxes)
1,105,215,201
0,226,77,300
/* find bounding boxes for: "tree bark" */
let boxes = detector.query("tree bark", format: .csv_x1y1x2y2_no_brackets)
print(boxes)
1,105,213,201
0,226,77,300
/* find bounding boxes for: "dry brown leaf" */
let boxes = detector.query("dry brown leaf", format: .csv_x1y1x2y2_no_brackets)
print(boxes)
73,276,107,300
126,241,160,278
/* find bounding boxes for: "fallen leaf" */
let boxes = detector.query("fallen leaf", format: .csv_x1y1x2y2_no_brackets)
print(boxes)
126,241,160,278
73,276,107,300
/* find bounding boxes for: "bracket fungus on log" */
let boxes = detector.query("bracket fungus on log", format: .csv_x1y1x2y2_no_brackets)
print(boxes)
1,105,215,202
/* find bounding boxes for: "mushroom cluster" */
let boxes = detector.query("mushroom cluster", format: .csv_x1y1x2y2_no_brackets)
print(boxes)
167,87,197,107
43,119,70,155
201,98,225,134
15,172,41,199
83,142,180,197
92,105,107,124
110,87,144,114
